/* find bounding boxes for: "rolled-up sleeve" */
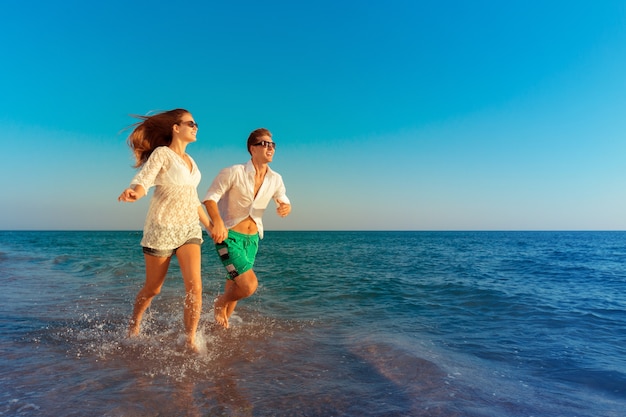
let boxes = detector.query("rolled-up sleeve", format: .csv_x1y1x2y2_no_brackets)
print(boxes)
272,175,290,205
202,167,232,203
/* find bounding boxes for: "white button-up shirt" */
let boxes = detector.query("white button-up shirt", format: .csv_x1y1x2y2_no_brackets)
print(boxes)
202,160,290,239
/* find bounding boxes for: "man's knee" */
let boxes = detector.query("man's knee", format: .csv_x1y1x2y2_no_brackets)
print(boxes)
235,271,258,297
238,282,257,297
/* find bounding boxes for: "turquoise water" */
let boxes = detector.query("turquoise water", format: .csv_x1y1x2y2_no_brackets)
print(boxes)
0,231,625,416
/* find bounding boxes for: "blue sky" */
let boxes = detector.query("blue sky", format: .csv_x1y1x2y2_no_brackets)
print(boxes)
1,0,625,230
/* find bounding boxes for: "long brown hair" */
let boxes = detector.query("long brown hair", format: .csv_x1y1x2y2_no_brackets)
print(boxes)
126,108,190,167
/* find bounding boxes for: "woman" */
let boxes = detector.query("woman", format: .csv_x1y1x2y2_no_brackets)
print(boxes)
118,108,211,352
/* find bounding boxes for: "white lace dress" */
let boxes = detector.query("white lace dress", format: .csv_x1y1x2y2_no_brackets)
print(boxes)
130,146,203,250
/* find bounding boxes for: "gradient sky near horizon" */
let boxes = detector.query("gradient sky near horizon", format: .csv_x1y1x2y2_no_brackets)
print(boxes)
1,1,625,231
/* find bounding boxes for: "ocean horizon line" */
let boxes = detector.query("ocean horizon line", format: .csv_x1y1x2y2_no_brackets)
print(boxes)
2,229,625,233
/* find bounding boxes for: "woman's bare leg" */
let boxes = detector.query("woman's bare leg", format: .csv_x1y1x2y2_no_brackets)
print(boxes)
129,253,170,337
176,243,203,351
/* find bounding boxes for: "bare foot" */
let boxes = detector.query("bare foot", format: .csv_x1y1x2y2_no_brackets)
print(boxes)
128,321,140,337
185,340,200,353
214,297,230,329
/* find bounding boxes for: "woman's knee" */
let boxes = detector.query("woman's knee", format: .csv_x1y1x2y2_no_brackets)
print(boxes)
185,282,202,297
139,285,162,298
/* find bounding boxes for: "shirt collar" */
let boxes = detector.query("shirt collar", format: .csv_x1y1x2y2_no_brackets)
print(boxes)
245,159,273,176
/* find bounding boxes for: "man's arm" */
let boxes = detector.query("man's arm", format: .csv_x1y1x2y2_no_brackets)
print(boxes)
202,166,234,243
273,176,291,218
276,201,291,217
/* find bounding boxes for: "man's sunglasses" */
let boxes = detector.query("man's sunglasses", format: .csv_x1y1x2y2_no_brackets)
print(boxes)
252,140,276,149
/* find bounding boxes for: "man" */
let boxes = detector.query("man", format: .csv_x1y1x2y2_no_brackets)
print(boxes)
203,128,291,328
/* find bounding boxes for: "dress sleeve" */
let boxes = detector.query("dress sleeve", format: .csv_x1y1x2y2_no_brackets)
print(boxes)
130,147,168,191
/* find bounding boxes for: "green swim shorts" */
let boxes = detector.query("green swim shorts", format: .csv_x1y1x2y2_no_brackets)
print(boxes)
215,230,259,280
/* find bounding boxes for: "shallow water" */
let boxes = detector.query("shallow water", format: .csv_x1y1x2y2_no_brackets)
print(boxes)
1,231,625,416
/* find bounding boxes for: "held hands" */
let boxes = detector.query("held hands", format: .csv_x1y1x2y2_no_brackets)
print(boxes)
211,221,228,244
276,202,291,218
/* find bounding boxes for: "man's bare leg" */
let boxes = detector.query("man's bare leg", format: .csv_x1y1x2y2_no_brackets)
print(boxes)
214,293,230,329
214,270,258,328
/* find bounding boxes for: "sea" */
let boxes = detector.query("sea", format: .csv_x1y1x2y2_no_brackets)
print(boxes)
0,230,625,417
